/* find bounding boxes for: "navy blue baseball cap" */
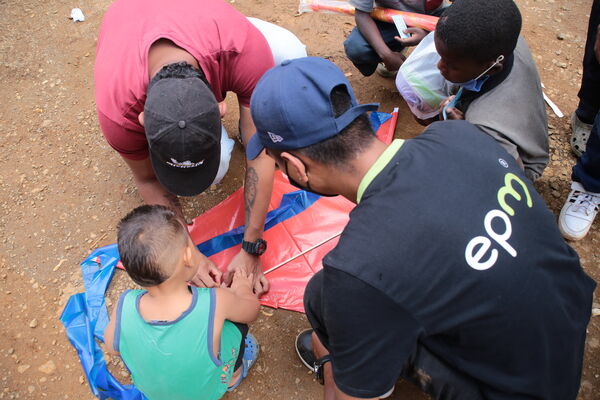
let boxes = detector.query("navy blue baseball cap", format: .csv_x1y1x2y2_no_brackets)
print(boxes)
246,57,379,160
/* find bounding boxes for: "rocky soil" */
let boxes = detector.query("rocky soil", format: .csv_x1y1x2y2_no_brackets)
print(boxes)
0,0,598,399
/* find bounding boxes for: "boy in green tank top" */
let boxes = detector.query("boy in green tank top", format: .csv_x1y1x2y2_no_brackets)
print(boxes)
103,205,261,400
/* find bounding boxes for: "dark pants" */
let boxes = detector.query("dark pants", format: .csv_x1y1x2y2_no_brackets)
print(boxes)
343,21,405,76
304,271,484,400
573,0,600,192
233,322,248,370
576,0,600,123
573,113,600,193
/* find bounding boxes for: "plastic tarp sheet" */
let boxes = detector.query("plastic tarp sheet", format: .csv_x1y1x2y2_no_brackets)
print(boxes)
59,110,397,399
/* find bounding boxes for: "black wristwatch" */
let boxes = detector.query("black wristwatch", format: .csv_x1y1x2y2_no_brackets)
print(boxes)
314,355,331,385
241,238,267,256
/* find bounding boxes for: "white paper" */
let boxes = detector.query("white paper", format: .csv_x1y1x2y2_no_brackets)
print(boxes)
70,8,85,22
392,15,409,39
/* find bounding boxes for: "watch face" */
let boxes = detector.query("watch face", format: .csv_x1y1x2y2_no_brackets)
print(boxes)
256,240,267,255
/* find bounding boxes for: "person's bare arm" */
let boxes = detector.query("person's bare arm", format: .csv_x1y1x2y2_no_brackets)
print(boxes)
121,156,221,287
122,156,186,220
355,10,405,71
103,300,120,355
218,268,261,324
223,105,273,295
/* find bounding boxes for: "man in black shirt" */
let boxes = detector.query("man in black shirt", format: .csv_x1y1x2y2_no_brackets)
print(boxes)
246,57,595,400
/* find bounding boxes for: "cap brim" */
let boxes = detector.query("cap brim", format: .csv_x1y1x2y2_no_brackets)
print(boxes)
246,133,265,160
150,142,221,197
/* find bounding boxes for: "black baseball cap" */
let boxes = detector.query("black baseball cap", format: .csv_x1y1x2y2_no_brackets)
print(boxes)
144,75,221,196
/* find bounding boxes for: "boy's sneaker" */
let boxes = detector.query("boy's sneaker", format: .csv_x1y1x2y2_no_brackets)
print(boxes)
376,63,398,78
571,112,593,157
559,181,600,240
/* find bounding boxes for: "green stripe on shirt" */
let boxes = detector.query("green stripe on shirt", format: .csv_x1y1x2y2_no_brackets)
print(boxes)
357,139,405,203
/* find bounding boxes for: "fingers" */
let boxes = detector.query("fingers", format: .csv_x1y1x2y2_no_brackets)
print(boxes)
209,264,223,285
439,95,455,110
223,270,234,287
191,270,216,288
446,108,464,120
259,274,270,293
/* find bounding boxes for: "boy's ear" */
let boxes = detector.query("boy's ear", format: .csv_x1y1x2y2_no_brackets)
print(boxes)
183,245,194,268
281,152,308,184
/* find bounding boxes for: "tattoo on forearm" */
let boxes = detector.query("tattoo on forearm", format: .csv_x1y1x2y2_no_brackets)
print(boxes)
163,192,182,211
244,167,258,226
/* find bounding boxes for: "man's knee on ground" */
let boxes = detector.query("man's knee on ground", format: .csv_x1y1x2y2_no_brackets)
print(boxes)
303,269,324,316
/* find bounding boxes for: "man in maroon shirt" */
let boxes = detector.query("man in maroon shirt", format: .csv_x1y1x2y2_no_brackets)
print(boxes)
95,0,306,293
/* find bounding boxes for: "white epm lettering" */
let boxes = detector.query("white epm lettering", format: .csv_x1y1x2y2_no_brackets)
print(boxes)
465,173,532,271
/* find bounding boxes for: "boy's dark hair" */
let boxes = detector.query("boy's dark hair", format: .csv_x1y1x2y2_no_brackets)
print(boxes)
436,0,522,62
117,205,188,287
287,85,376,169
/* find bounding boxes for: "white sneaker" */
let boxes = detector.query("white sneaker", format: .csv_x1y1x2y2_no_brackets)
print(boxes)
376,63,398,78
559,181,600,240
571,112,593,157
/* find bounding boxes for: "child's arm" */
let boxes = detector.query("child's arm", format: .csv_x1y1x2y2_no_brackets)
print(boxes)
355,10,405,71
103,300,120,355
217,268,261,324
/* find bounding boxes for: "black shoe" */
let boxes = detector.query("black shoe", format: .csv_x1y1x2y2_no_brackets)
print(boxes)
295,328,316,372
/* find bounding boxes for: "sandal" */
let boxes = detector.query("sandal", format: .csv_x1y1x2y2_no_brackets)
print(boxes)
227,333,259,391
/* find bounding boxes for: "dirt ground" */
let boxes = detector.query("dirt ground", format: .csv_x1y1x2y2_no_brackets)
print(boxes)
0,0,599,398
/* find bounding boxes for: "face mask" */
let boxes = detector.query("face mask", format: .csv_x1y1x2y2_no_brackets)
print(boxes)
451,55,505,92
284,159,338,197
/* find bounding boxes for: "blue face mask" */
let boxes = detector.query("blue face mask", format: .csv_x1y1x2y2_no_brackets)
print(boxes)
451,55,505,92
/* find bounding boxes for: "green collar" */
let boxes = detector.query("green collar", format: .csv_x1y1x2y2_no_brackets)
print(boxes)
356,139,405,203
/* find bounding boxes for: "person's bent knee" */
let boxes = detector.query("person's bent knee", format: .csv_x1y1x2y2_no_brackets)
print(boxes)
344,29,373,62
303,269,324,317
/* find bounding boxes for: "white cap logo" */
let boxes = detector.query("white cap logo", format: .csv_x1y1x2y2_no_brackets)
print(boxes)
268,132,284,143
166,158,205,168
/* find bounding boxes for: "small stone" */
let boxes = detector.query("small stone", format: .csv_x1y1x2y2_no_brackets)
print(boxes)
29,319,38,328
557,33,565,40
7,348,14,355
557,62,567,69
17,364,30,374
78,376,85,384
39,377,47,383
38,360,56,375
41,120,52,128
295,378,300,384
589,338,600,349
27,386,34,394
32,282,39,289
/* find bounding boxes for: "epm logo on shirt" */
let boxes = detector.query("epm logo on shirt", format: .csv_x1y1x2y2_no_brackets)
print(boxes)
465,173,532,271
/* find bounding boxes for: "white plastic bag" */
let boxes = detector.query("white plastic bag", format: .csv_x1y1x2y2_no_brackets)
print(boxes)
212,126,235,186
396,32,452,120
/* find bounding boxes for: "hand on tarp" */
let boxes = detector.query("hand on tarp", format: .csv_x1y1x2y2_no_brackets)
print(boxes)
190,254,222,288
223,250,269,296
